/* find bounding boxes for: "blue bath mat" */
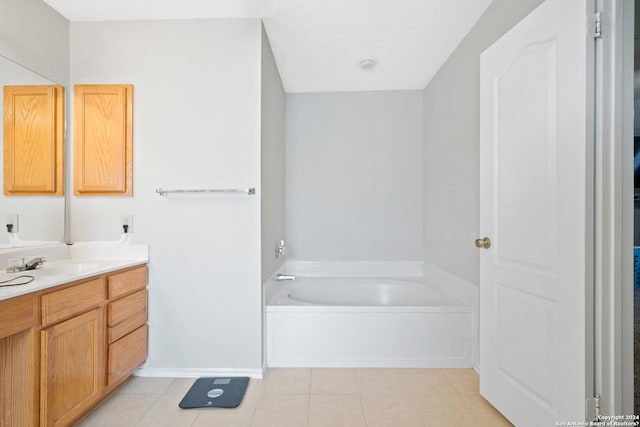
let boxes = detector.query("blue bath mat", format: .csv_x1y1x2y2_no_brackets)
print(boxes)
178,377,249,409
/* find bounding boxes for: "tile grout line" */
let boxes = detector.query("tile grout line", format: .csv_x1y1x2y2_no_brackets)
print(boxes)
307,369,312,427
353,368,369,427
306,391,312,427
118,377,165,427
245,383,261,427
399,368,425,427
242,378,266,427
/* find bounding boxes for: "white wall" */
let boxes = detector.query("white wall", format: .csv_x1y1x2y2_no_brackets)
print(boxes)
0,0,69,87
70,19,264,373
286,91,423,262
422,0,544,284
260,26,286,283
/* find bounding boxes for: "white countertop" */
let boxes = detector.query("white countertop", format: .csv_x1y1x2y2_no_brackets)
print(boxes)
0,243,148,301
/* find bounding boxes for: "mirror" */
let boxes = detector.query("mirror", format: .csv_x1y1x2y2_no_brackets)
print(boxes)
0,55,65,248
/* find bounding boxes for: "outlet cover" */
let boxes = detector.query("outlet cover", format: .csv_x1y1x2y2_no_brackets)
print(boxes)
6,213,18,233
121,214,133,233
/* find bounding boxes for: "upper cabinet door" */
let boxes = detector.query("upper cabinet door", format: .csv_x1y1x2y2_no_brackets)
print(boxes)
74,84,133,196
3,85,64,196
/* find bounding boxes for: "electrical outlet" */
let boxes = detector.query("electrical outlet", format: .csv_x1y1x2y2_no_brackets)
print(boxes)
121,214,133,233
6,213,18,233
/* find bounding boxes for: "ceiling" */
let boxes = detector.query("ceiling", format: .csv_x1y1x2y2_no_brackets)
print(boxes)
41,0,493,93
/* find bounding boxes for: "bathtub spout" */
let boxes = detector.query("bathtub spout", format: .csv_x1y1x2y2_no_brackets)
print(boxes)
277,274,296,281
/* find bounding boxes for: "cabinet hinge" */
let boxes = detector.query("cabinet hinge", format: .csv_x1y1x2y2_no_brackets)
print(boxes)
592,12,603,38
586,395,602,421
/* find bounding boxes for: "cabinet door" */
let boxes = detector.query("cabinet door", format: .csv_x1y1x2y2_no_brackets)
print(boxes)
0,329,36,427
3,85,64,195
108,324,148,386
73,84,133,196
0,294,37,427
40,308,104,427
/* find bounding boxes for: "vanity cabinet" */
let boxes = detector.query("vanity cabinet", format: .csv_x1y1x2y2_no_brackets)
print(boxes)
105,266,148,388
0,263,148,427
73,84,133,196
3,85,65,196
0,293,37,427
40,308,104,427
39,279,105,427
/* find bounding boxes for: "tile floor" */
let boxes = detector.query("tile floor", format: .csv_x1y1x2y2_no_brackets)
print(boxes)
75,368,513,427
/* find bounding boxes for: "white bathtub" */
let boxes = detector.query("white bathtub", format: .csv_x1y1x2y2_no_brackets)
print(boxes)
266,277,472,368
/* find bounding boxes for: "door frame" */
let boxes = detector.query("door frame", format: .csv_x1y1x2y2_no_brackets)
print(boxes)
596,0,634,415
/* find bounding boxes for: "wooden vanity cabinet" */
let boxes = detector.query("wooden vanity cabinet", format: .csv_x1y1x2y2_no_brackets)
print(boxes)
40,309,104,427
38,266,148,426
105,266,148,389
39,279,105,427
0,263,150,427
0,293,37,427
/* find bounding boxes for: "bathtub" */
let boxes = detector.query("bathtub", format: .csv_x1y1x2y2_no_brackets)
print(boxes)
266,277,472,368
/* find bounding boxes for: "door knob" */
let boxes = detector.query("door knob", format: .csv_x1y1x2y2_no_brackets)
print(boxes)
475,237,491,249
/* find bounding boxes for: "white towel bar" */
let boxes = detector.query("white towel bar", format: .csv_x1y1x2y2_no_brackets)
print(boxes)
155,187,255,196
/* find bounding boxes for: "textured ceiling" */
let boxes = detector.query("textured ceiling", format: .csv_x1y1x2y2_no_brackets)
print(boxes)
41,0,492,93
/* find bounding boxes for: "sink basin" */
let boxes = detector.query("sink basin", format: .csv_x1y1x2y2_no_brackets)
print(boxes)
36,263,100,276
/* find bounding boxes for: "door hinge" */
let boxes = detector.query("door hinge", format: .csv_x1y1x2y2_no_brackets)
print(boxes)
586,395,602,421
592,12,603,38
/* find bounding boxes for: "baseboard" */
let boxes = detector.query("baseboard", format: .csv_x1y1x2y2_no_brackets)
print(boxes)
134,367,264,379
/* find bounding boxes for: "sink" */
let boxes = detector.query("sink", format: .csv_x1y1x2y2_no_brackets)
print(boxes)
35,262,100,276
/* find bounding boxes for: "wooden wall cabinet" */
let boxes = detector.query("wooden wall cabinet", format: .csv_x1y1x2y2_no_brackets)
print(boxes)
73,84,133,196
3,85,64,196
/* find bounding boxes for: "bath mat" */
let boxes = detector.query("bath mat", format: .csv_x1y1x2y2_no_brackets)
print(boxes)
178,377,249,409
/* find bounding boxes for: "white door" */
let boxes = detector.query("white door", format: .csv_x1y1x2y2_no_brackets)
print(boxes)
479,0,594,425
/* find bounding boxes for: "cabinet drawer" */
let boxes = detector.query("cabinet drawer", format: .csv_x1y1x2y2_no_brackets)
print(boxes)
107,289,147,343
0,293,35,338
108,266,147,299
41,278,104,326
107,324,148,386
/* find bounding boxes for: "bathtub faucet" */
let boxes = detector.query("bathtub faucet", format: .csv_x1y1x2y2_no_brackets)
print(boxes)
277,274,296,281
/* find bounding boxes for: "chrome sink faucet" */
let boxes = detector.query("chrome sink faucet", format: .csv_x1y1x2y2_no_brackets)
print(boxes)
25,256,46,270
6,256,46,273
